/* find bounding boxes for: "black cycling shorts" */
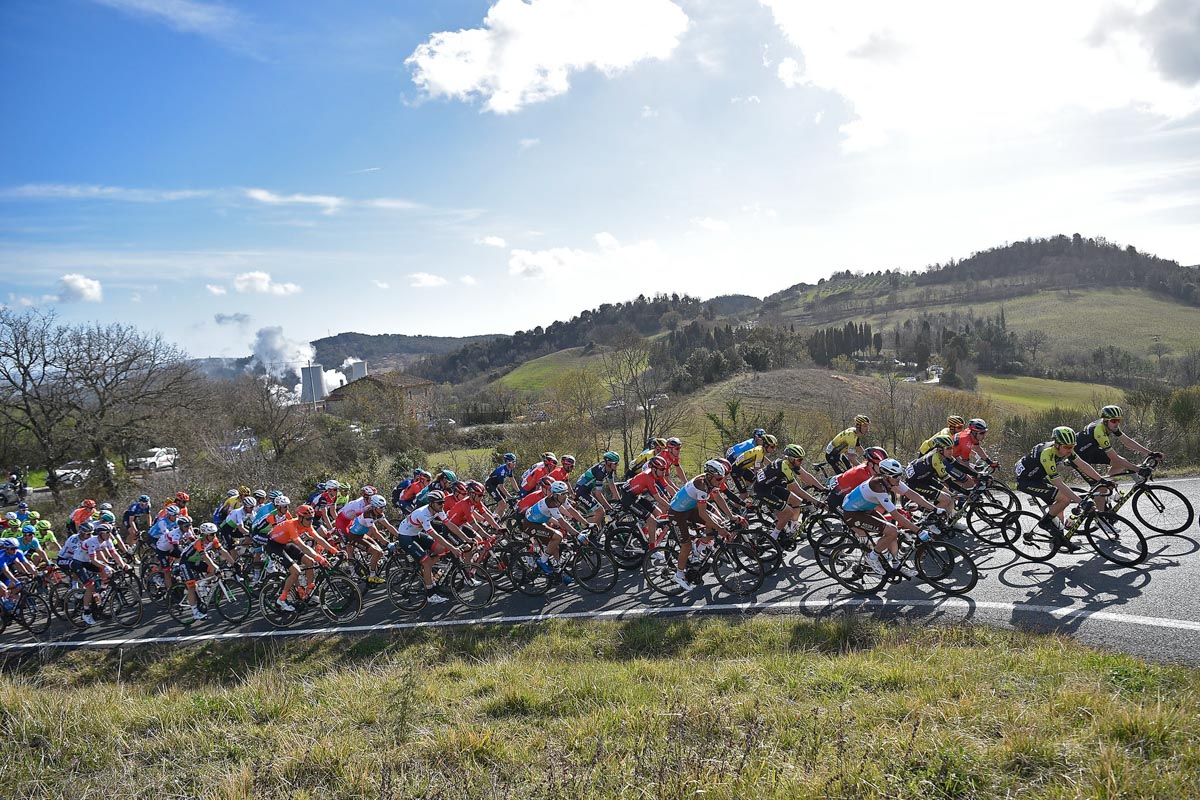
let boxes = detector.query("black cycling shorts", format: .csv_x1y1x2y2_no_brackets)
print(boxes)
825,452,852,473
264,540,305,568
1017,479,1058,505
752,482,791,511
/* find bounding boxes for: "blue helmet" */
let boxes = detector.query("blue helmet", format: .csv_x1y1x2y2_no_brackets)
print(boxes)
503,452,517,462
753,428,766,438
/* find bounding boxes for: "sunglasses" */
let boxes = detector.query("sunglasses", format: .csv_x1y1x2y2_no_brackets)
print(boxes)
299,515,315,521
1107,418,1123,424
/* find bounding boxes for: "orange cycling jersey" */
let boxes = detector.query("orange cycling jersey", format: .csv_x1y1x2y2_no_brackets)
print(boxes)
70,507,93,527
949,432,975,462
269,518,312,545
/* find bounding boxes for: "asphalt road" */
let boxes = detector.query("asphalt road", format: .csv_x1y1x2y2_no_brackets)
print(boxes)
4,478,1198,666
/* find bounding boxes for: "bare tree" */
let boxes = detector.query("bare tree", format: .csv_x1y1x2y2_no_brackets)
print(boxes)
1020,329,1050,363
233,375,314,463
600,333,688,462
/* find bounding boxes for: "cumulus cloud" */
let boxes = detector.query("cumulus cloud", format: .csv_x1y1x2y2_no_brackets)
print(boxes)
762,0,1200,150
58,274,103,303
205,284,227,295
214,312,250,326
508,232,659,280
406,0,690,113
460,275,478,286
409,272,448,288
233,271,302,296
476,235,507,248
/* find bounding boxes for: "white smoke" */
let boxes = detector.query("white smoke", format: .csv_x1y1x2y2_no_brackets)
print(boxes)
249,326,346,398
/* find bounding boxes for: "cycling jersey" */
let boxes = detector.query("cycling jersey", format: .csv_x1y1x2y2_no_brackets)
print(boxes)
220,506,251,532
1016,442,1077,482
269,519,311,545
16,537,40,556
524,498,563,525
1076,419,1123,463
517,490,545,512
147,517,177,541
575,463,613,492
520,463,553,493
69,507,92,528
0,549,27,572
905,451,951,484
442,493,471,517
626,448,658,474
669,478,710,513
348,513,381,537
335,497,370,525
78,535,117,563
832,463,872,493
918,427,954,456
754,458,798,491
122,502,151,528
484,464,512,489
948,431,977,462
398,479,430,503
57,534,82,562
842,477,906,514
825,428,860,458
397,505,445,536
180,537,221,564
155,525,191,553
622,470,668,496
445,498,484,527
725,437,757,462
733,445,766,471
157,504,188,521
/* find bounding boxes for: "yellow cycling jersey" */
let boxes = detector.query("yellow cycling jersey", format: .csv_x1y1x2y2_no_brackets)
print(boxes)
627,448,656,472
918,427,953,456
734,445,767,471
825,427,860,457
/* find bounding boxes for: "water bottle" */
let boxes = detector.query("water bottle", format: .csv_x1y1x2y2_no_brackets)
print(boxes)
917,529,932,543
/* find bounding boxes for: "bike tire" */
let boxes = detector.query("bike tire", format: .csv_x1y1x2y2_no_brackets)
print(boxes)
712,543,764,596
827,540,886,594
642,544,684,597
983,481,1020,515
137,560,168,606
604,523,648,570
965,502,1015,546
1131,485,1195,535
507,546,553,596
109,581,144,628
213,578,254,624
165,584,196,626
387,567,429,613
16,593,52,635
915,541,978,595
1084,512,1148,567
62,589,88,630
48,581,71,621
258,574,300,628
807,515,852,577
318,573,362,623
569,543,617,593
746,532,782,576
449,564,496,609
1005,510,1058,562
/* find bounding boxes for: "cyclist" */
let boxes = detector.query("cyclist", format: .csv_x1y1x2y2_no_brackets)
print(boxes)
752,444,824,541
903,435,972,528
574,452,622,526
333,486,377,537
918,415,966,455
393,490,464,604
393,470,432,513
660,437,688,486
1075,405,1161,490
159,491,190,521
667,461,733,592
1014,426,1110,551
731,433,779,498
15,525,48,567
122,494,153,547
840,458,940,577
177,522,236,620
522,481,575,580
626,439,668,479
74,522,128,626
948,419,998,471
308,479,342,530
824,415,871,472
66,498,96,537
218,495,257,551
483,455,519,515
344,495,396,584
153,514,195,596
443,481,501,543
726,428,769,464
519,454,559,496
414,471,457,507
1,536,35,583
268,504,339,613
146,504,181,551
826,446,890,510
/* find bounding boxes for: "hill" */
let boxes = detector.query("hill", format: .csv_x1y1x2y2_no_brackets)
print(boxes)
311,331,497,371
495,346,608,391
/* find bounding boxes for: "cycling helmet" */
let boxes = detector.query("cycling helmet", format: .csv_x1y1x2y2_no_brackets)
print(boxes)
947,415,965,428
549,481,569,495
930,434,955,450
648,455,669,470
967,418,988,433
438,470,456,483
238,485,251,495
226,489,239,498
36,520,51,531
325,479,341,490
877,458,904,478
783,444,806,460
268,490,282,500
467,480,485,495
1101,405,1123,420
199,522,218,535
752,428,766,438
503,453,517,463
241,496,257,508
253,489,267,500
602,451,620,464
1,537,18,548
316,482,328,491
99,511,116,524
415,469,431,479
95,523,113,535
538,475,554,489
855,415,871,426
296,503,315,517
703,459,727,477
369,495,388,509
360,485,377,498
83,499,97,509
452,481,468,494
666,437,682,447
78,521,95,535
16,502,27,510
3,512,13,522
98,502,113,511
177,515,193,526
175,492,190,504
27,511,39,520
274,495,291,506
540,452,557,464
1052,426,1076,446
426,490,445,504
651,438,667,449
413,467,426,477
137,494,151,504
561,455,576,466
20,524,35,535
717,458,732,474
761,434,778,448
165,504,180,516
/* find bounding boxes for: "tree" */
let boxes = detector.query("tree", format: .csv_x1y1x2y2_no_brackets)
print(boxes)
600,332,688,463
234,375,314,463
1020,329,1050,363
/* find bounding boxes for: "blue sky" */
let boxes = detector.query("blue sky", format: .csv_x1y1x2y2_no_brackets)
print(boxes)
2,0,1199,371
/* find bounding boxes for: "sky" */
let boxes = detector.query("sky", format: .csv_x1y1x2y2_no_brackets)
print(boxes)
2,0,1199,371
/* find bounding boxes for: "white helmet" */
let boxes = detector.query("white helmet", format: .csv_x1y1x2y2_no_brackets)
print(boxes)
877,458,904,478
703,459,727,477
199,522,218,535
325,479,341,489
275,495,291,506
369,495,387,509
549,480,569,495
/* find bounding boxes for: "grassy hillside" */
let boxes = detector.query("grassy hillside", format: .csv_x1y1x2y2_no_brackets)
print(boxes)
495,346,607,392
4,617,1198,799
975,375,1120,414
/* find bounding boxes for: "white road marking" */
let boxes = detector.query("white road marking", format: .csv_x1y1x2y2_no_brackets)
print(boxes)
3,596,1200,651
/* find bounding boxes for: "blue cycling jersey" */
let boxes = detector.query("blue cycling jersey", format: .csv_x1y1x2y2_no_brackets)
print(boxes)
524,499,561,525
669,479,709,513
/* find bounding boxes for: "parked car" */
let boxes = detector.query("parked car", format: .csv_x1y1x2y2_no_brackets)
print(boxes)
0,481,28,507
649,393,669,403
128,447,178,471
224,437,258,455
423,418,457,430
54,459,116,487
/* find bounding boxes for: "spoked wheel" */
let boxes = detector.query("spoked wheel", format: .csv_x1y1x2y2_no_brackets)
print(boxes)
915,541,978,595
744,532,782,576
137,561,169,606
387,567,429,613
568,541,618,593
806,515,852,577
450,563,496,609
712,543,764,596
827,540,886,594
14,593,51,635
165,584,198,626
605,524,649,570
62,589,89,630
318,574,363,623
965,502,1015,546
1004,511,1059,562
212,577,254,624
506,546,553,596
480,547,514,592
1131,485,1195,535
982,481,1020,515
1083,512,1148,567
109,579,144,628
642,544,684,597
258,574,300,628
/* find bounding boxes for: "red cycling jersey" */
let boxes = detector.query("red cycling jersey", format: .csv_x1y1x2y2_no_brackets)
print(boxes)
949,432,976,462
834,463,872,494
517,490,545,512
625,470,668,496
445,498,484,527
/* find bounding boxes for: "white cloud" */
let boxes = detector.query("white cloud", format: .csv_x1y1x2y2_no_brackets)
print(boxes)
476,235,507,248
761,0,1200,151
91,0,241,38
519,138,541,150
58,274,103,303
233,271,302,296
460,275,478,286
691,216,731,233
205,284,227,296
731,95,761,104
364,198,422,211
371,279,390,289
409,272,448,288
244,187,344,215
641,105,659,118
214,312,250,326
508,232,660,280
406,0,690,113
131,293,142,303
349,166,381,174
0,183,211,202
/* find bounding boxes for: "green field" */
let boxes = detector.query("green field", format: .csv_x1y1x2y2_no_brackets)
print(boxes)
4,617,1198,799
976,375,1120,414
495,346,607,392
425,446,493,474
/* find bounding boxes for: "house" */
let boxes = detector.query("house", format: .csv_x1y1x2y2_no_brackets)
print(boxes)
324,370,436,421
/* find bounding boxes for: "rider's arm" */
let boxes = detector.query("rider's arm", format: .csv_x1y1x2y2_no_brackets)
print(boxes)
900,487,938,514
787,481,820,507
1117,433,1154,457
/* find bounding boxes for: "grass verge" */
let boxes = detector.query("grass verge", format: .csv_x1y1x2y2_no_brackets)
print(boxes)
3,616,1199,799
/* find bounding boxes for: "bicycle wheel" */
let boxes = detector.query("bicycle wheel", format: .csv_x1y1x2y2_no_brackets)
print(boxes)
915,541,978,595
746,532,782,576
449,564,496,610
712,543,764,596
109,581,144,628
983,481,1020,515
605,523,648,569
165,584,196,626
1084,512,1148,567
15,593,51,635
965,502,1015,546
1005,511,1058,562
318,574,362,623
62,589,88,630
507,546,553,596
212,578,253,624
642,544,685,597
827,540,886,594
137,561,168,606
48,581,71,621
807,515,852,577
387,567,428,612
1131,485,1195,535
568,543,617,593
258,574,300,628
